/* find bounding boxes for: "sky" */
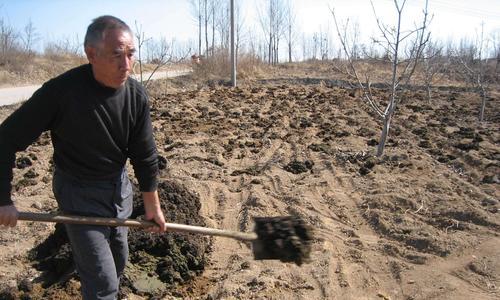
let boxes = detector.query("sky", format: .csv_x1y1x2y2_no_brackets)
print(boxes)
1,0,499,54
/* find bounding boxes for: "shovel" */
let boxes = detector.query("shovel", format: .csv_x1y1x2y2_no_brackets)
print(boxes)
18,212,313,266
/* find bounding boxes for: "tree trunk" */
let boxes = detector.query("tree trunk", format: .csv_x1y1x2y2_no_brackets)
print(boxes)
495,54,500,82
211,3,215,57
204,0,208,57
288,23,292,63
479,87,486,122
198,1,202,56
268,1,273,65
268,33,272,64
377,112,392,156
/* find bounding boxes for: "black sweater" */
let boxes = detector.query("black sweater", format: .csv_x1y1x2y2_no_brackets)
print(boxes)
0,64,158,206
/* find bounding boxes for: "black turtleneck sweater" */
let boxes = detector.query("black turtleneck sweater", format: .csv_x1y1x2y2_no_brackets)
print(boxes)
0,64,158,206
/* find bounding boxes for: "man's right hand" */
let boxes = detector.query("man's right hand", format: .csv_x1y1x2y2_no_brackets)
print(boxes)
0,204,19,227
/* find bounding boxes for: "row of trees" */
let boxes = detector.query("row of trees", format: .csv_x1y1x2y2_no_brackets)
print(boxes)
0,17,84,64
2,2,498,70
189,0,298,64
0,16,193,67
189,0,243,59
188,0,499,65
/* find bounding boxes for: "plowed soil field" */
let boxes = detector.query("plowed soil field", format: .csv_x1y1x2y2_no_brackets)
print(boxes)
0,64,498,299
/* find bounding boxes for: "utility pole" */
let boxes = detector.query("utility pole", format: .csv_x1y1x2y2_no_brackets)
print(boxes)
230,0,236,87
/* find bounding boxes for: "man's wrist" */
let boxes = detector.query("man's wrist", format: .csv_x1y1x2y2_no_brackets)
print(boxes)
142,190,160,204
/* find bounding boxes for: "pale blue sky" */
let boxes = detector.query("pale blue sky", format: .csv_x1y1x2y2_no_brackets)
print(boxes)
1,0,499,53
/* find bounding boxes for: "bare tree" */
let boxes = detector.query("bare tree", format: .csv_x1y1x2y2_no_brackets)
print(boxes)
22,19,39,56
189,0,203,56
301,33,308,60
203,0,209,57
215,0,230,50
454,23,491,122
312,33,319,60
489,29,500,82
173,38,195,61
134,22,150,84
235,1,244,63
332,0,430,156
258,0,286,64
211,0,217,57
350,21,361,59
319,26,331,60
422,39,445,101
0,18,19,63
44,35,82,58
283,0,297,63
133,22,190,90
143,37,189,90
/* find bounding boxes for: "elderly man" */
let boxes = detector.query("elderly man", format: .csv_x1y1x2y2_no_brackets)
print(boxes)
0,15,166,299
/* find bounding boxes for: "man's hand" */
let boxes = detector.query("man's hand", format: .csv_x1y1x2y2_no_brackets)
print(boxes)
142,190,166,233
0,204,19,227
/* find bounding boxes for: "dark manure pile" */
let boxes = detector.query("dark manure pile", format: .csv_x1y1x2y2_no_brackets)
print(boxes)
0,180,210,299
122,180,210,298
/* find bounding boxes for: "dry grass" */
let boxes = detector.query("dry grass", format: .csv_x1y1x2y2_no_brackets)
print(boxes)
0,53,168,88
2,51,498,93
0,53,86,87
192,50,265,82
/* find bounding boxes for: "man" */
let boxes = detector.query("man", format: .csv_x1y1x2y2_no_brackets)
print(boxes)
0,16,166,300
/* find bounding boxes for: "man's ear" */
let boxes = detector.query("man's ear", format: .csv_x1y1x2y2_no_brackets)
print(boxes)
85,46,97,64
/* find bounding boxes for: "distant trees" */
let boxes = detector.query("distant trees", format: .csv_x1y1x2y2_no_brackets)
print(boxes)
492,30,500,81
190,0,247,59
0,18,19,64
22,19,39,56
258,0,286,64
0,16,82,63
2,2,497,97
43,35,81,58
191,0,202,56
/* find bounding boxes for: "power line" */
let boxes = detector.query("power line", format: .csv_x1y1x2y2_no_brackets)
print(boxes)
375,0,500,20
429,0,500,19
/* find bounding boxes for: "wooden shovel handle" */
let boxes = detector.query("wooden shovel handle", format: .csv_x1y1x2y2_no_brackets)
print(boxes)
18,212,257,241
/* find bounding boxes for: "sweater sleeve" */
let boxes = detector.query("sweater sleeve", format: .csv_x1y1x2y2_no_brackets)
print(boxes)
128,90,158,192
0,82,59,206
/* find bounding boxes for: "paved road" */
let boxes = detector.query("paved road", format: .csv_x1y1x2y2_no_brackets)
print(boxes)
0,68,191,107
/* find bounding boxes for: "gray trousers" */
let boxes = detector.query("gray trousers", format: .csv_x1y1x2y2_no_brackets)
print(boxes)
53,168,133,300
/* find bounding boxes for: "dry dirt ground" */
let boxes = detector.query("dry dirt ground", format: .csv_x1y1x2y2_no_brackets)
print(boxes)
0,64,499,300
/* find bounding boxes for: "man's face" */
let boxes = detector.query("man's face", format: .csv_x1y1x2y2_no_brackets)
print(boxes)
86,29,135,89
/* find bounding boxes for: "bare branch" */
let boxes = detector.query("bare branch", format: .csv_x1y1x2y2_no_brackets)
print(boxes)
370,0,396,52
331,7,385,117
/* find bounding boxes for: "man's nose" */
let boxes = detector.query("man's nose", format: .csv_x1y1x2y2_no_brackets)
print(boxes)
119,55,132,71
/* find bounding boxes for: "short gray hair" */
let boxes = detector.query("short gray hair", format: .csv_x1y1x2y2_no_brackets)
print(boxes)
84,15,132,48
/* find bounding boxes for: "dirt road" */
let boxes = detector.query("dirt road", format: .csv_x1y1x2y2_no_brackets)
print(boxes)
0,68,191,107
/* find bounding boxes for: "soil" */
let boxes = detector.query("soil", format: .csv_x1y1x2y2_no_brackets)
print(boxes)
0,180,210,299
0,64,499,300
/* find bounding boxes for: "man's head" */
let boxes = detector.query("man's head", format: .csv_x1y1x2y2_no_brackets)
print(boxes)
84,16,135,89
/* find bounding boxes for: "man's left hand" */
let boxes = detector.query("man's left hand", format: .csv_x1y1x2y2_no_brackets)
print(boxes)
142,190,167,233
